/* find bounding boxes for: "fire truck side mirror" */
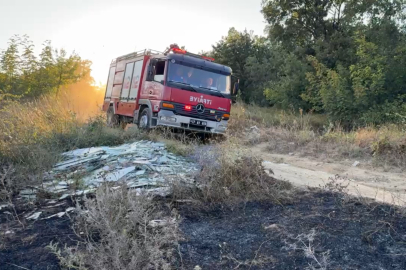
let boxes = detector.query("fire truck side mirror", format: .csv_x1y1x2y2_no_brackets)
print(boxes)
233,81,239,95
231,75,239,96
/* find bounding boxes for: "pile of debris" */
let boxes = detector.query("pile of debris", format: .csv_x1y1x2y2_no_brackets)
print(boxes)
20,140,198,202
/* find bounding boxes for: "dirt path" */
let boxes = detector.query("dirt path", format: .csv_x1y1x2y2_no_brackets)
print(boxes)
251,143,406,206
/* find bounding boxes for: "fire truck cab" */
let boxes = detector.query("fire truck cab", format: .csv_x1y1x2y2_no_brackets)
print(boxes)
102,44,236,134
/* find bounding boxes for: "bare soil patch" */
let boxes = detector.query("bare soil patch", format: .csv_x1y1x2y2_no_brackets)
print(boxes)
251,143,406,205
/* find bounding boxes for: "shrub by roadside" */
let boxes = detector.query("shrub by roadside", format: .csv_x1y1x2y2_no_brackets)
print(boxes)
170,140,292,208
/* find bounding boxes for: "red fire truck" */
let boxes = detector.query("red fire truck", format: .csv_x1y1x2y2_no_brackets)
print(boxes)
102,44,237,134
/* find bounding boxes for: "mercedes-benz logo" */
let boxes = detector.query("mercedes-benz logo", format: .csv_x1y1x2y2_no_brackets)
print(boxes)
196,104,205,114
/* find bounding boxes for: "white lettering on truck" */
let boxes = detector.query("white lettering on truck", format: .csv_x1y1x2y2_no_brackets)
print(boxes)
190,95,212,105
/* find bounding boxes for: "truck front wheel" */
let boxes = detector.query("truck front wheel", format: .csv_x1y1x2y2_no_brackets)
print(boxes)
138,108,151,130
106,107,119,128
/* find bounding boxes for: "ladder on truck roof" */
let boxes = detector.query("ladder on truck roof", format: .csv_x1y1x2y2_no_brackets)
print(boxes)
111,49,163,64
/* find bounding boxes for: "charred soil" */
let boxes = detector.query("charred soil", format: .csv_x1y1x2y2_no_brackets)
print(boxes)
177,190,406,270
2,190,406,270
0,200,79,270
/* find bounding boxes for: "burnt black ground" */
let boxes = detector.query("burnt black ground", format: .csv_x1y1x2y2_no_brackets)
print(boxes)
177,190,406,270
1,190,406,270
0,201,78,270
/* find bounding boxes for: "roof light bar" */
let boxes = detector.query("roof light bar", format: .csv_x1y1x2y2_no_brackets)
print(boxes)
202,56,215,62
169,44,215,62
172,48,186,54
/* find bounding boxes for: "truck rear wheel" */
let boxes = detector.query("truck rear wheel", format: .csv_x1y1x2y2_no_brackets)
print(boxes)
138,108,151,130
106,107,119,128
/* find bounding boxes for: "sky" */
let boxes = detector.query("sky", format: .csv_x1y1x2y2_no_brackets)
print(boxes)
0,0,267,84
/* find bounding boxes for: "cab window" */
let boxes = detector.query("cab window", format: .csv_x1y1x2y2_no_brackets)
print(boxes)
154,60,165,82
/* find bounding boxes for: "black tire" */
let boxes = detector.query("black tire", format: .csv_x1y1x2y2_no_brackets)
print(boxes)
138,107,151,130
106,107,119,128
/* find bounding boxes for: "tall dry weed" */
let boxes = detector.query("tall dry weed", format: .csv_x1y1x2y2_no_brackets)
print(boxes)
49,185,180,270
0,95,144,190
229,103,406,169
171,140,292,207
228,102,327,134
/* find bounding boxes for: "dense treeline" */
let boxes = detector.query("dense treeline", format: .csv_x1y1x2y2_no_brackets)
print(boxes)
2,1,406,127
0,35,91,102
210,0,406,126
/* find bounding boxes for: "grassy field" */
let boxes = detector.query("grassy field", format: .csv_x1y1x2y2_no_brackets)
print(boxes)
1,97,406,269
1,98,405,193
0,96,150,197
228,102,406,170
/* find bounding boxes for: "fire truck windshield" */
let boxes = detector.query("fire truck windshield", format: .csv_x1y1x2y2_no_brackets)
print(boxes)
167,62,231,94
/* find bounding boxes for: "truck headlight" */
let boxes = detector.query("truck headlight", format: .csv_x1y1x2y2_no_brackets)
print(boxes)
160,116,177,122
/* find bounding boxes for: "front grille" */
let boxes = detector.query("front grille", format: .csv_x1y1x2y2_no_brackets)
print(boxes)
173,103,225,121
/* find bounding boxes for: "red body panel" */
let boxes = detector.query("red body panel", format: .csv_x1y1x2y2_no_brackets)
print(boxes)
140,81,165,100
116,102,136,116
162,86,172,101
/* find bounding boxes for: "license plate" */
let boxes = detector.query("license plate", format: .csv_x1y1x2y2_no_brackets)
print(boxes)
190,119,207,126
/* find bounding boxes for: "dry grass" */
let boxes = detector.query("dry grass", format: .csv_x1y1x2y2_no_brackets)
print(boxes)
228,102,327,134
0,95,147,193
229,103,406,169
283,229,330,270
164,139,191,157
49,185,180,270
154,129,200,157
257,127,369,162
170,139,292,208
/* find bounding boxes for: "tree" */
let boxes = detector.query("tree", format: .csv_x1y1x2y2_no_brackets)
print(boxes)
263,50,311,109
211,28,273,104
350,35,386,109
304,56,356,124
261,0,346,48
54,49,83,95
0,35,91,101
259,0,406,125
20,35,37,97
0,35,22,100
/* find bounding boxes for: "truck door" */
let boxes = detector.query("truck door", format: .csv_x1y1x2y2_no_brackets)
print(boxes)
141,59,166,100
